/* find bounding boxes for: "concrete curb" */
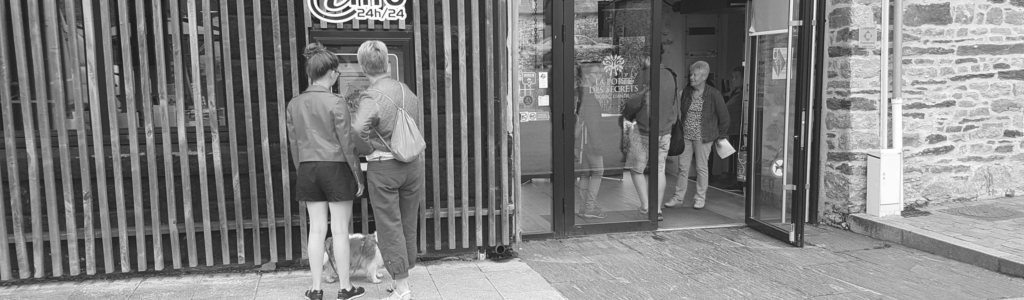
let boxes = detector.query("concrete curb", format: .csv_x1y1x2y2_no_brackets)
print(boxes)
849,214,1024,278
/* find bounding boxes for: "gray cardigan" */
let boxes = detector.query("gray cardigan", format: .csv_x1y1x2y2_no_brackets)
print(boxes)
679,85,730,143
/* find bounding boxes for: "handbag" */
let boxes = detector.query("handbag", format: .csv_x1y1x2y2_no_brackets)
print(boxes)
665,68,686,157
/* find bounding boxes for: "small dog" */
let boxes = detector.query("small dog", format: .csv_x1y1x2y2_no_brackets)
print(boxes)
322,232,385,284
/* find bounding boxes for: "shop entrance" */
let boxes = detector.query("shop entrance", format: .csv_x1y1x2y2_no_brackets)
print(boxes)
517,0,819,245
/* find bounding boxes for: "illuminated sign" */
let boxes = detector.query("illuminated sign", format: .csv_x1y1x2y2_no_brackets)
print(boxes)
308,0,407,24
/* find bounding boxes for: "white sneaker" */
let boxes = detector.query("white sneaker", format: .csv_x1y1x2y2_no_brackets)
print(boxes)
694,199,705,209
663,198,684,208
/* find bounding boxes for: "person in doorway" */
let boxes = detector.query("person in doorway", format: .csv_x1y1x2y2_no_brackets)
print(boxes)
622,56,680,221
722,66,745,191
352,40,424,300
664,61,730,210
288,42,368,300
575,62,606,219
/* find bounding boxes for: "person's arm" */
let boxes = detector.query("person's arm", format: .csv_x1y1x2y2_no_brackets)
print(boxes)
286,105,300,170
333,98,365,194
351,92,379,156
714,90,730,139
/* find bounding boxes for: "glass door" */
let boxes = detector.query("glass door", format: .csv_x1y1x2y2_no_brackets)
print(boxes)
744,0,813,246
517,0,558,236
564,0,659,234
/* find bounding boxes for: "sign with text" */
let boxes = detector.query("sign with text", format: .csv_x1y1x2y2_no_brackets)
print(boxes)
309,0,407,24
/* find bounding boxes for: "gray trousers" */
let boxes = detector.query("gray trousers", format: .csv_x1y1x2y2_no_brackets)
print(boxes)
672,139,714,202
367,158,424,280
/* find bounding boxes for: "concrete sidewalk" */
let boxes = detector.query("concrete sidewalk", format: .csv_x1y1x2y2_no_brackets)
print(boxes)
850,197,1024,278
520,225,1024,299
0,259,564,300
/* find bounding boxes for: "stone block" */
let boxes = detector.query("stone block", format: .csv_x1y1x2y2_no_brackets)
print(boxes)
996,145,1015,153
988,7,1005,24
1007,9,1024,25
926,134,948,144
992,99,1024,113
829,7,853,29
905,100,956,109
848,214,904,244
998,257,1024,278
954,4,975,24
957,43,1024,56
827,112,851,130
950,73,996,82
956,58,978,64
998,69,1024,80
905,2,953,26
1006,129,1024,138
919,145,956,156
904,47,956,56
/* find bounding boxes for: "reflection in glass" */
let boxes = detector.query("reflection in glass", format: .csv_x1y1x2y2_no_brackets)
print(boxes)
518,0,555,234
572,0,652,225
750,33,796,228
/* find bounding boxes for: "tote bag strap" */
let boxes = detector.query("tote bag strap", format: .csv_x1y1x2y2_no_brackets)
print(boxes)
364,88,404,153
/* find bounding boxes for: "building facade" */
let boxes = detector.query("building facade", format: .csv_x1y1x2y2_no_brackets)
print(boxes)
1,0,1022,282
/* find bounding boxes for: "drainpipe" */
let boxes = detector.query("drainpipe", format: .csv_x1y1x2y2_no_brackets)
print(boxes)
893,0,905,210
867,0,903,217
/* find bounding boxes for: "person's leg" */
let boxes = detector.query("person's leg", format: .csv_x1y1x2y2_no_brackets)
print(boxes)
306,202,329,291
693,141,714,208
655,135,670,214
327,201,354,290
585,153,604,208
367,162,412,290
667,139,696,206
625,129,650,213
392,161,423,296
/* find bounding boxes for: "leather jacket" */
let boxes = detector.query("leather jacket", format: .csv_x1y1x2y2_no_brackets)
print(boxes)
286,85,370,177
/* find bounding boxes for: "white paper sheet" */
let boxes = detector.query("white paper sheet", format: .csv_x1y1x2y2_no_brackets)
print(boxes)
716,139,736,159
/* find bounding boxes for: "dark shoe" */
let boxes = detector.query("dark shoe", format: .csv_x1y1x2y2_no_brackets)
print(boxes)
305,289,323,300
338,286,366,300
658,212,664,221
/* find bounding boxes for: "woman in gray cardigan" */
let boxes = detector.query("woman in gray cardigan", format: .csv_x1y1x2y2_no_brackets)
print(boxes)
352,40,423,300
664,61,730,210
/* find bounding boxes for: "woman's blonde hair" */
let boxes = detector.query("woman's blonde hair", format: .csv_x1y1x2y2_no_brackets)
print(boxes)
357,40,389,77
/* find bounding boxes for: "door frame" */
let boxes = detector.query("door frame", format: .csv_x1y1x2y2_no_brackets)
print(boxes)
742,0,820,247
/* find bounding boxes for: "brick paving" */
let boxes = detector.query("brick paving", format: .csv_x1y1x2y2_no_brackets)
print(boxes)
519,226,1024,299
877,197,1024,261
0,259,564,300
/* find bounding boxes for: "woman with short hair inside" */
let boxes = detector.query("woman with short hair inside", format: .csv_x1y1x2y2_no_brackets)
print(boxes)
352,40,424,300
288,42,368,300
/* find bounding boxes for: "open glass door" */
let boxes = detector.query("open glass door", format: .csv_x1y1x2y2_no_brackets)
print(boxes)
744,0,813,246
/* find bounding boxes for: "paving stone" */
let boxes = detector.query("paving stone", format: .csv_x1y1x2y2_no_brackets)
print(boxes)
500,290,566,300
475,259,533,273
252,270,311,300
551,279,649,300
189,273,260,300
68,278,142,300
483,268,557,295
435,285,504,300
9,281,80,300
129,276,202,300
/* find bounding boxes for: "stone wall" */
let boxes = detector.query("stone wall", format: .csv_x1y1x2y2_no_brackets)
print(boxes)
820,0,1024,229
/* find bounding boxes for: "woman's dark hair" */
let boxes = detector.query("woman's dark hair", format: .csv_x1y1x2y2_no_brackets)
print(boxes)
303,42,340,80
